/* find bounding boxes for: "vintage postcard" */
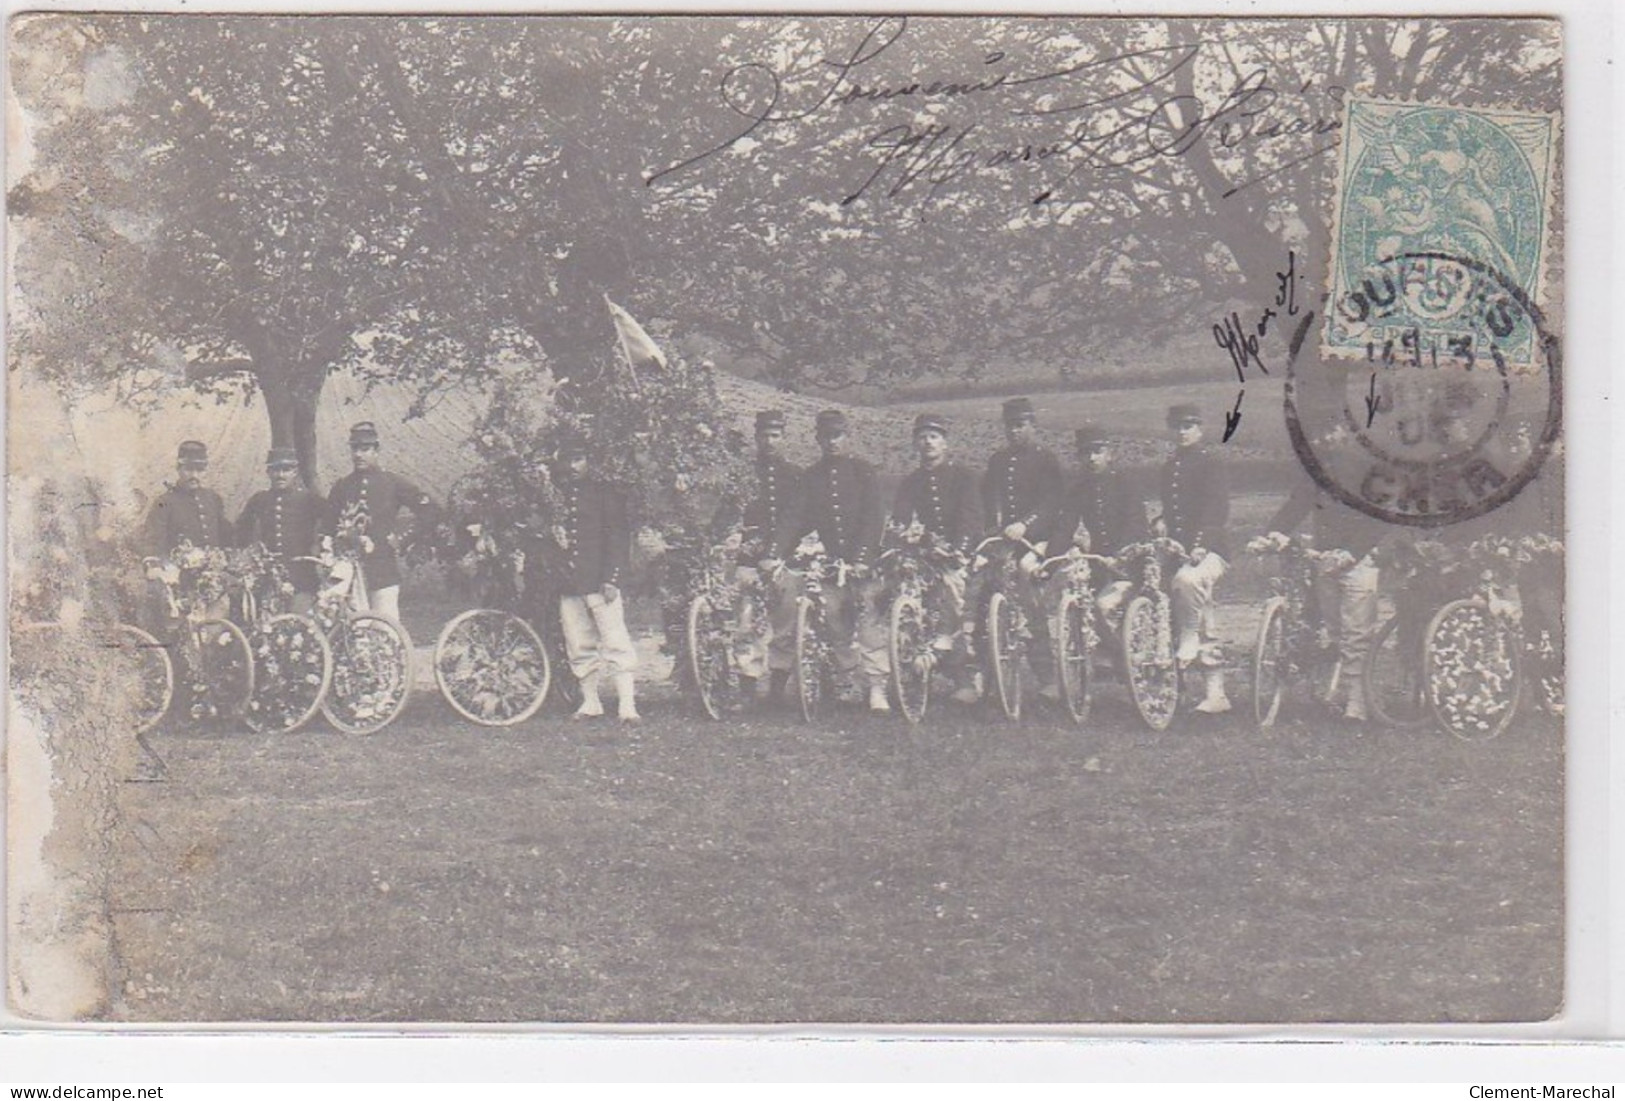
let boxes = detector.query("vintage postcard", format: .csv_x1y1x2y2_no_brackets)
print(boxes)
7,13,1566,1026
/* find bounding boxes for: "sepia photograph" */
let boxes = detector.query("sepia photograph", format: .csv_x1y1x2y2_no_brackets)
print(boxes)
6,12,1567,1027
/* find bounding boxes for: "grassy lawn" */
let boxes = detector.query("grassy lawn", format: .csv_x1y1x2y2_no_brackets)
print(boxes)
109,607,1562,1024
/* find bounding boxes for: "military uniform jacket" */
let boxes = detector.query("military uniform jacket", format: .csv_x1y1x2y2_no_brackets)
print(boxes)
145,484,228,556
740,455,801,555
982,446,1064,542
1050,470,1148,555
892,462,981,557
552,475,631,597
321,469,435,590
1160,445,1231,558
237,486,326,592
782,454,883,565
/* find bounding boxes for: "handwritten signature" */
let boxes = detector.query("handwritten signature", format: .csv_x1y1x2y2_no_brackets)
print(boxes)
646,17,1343,209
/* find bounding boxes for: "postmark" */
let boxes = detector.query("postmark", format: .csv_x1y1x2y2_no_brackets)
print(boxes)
1323,98,1558,369
1287,250,1561,527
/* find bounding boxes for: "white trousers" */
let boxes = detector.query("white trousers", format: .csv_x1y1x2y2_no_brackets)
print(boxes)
1170,553,1228,666
368,584,400,621
733,566,800,680
561,592,638,680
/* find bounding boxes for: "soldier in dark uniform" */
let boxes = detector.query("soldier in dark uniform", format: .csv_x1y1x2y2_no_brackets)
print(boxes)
235,447,325,613
733,409,802,703
320,422,438,622
890,413,981,699
550,437,639,722
976,397,1065,700
145,439,228,556
1158,403,1233,713
1046,424,1149,636
781,409,890,713
143,439,230,629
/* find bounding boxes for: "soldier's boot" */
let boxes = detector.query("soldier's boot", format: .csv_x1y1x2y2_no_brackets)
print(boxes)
1193,669,1232,714
614,672,641,723
867,678,892,715
951,670,983,705
1342,671,1369,722
573,672,605,719
736,674,760,708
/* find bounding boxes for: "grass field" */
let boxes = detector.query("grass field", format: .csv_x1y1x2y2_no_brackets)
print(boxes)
107,560,1563,1026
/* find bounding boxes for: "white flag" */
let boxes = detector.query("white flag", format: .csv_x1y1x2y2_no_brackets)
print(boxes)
604,295,667,370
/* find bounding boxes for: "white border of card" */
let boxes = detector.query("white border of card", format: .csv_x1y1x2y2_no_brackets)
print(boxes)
2,0,1619,1082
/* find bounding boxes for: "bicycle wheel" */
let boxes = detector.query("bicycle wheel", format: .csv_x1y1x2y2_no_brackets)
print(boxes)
1122,593,1178,731
100,623,175,735
1054,589,1094,727
986,590,1024,721
792,595,826,724
1425,598,1523,742
322,612,414,734
434,609,550,727
889,593,931,725
1252,597,1287,729
1364,613,1430,728
244,613,332,734
192,618,255,724
685,594,731,721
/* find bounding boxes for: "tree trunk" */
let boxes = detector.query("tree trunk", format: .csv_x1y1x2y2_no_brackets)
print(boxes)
256,363,325,490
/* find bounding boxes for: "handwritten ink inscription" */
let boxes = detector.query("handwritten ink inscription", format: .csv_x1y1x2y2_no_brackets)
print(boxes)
647,17,1344,210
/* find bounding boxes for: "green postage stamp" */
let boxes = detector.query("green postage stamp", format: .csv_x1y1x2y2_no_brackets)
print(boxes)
1325,98,1558,369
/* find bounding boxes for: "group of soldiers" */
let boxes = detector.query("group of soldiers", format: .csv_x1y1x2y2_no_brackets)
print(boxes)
143,394,1396,727
144,422,647,723
721,397,1242,717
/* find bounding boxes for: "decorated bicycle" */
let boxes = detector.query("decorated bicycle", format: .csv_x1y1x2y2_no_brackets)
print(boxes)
1033,544,1103,727
306,501,414,735
1246,532,1359,729
432,517,553,727
682,529,770,721
1424,534,1563,741
144,539,256,726
783,535,859,724
967,534,1043,722
874,519,967,725
230,542,333,735
1103,537,1190,732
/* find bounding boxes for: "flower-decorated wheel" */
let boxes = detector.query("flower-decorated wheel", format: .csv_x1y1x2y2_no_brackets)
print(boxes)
1054,589,1095,727
244,613,332,734
888,592,931,725
434,609,549,727
1122,593,1178,731
792,595,828,724
189,618,255,724
986,590,1025,721
322,612,413,734
1425,598,1522,742
686,594,733,721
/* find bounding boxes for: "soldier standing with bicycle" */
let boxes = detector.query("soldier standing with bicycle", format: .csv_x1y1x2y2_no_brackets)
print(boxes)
1047,424,1149,630
781,410,889,714
731,410,802,706
320,422,440,623
143,439,230,628
235,447,325,615
1159,403,1233,714
975,397,1064,703
890,413,982,702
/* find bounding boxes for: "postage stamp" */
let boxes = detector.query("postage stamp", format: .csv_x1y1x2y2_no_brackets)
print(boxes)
1323,98,1559,369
